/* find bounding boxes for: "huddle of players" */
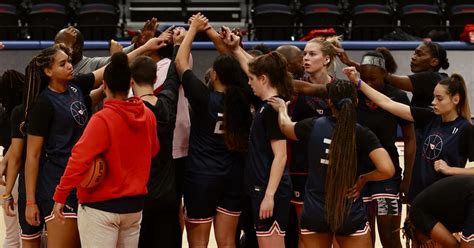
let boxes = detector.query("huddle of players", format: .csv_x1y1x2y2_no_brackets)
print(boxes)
1,12,474,248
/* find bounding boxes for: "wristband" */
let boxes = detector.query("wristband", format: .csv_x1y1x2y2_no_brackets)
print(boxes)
26,200,36,206
356,79,362,91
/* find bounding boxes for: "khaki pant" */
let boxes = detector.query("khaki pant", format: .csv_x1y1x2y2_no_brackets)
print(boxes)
77,205,142,248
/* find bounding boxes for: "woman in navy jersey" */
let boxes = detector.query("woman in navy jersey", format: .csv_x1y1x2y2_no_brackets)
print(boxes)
404,176,474,248
343,67,473,204
268,80,394,248
288,36,340,214
23,39,166,248
175,14,252,247
357,48,416,248
222,28,294,248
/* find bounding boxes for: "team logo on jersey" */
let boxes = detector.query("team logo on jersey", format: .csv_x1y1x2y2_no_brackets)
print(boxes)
70,101,88,126
423,134,443,160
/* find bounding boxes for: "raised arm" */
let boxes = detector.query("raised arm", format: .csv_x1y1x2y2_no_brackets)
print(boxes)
175,13,210,79
385,74,414,92
91,37,169,89
220,27,253,77
343,67,414,122
293,79,327,97
267,97,298,140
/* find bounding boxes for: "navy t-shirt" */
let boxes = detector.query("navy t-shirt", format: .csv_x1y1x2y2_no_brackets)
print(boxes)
182,69,244,177
408,106,472,202
294,116,382,197
408,71,448,109
357,83,411,180
27,73,94,169
245,101,292,197
288,92,331,175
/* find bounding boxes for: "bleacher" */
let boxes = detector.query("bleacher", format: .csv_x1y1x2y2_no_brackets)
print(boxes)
0,0,473,41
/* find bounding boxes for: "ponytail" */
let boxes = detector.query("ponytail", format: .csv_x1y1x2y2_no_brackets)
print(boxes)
438,73,471,122
213,55,253,152
325,80,358,232
223,85,252,151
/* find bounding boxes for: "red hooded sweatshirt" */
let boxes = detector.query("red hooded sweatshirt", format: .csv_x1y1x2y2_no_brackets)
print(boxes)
53,97,159,204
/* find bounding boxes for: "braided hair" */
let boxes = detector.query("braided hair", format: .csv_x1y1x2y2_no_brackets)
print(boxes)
22,44,71,132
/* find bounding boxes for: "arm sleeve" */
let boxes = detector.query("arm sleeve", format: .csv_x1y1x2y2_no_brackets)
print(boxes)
264,106,286,140
84,56,110,70
27,97,54,137
359,127,382,154
53,115,110,204
409,72,439,102
181,69,209,113
71,73,95,95
157,62,181,116
10,106,24,139
294,117,315,141
410,106,435,127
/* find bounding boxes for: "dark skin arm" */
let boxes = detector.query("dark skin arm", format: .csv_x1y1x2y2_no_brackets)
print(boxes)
385,74,414,92
293,80,327,97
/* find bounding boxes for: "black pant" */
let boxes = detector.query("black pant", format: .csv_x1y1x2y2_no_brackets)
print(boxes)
139,193,181,248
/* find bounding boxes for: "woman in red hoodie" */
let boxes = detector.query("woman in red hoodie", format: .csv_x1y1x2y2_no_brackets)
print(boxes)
52,52,159,247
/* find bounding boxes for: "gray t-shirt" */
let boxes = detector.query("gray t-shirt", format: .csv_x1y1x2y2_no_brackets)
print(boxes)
73,45,134,75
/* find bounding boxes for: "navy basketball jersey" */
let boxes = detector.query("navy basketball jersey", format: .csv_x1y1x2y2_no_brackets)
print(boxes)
182,70,243,176
294,116,381,195
28,83,90,169
409,107,471,202
245,101,292,196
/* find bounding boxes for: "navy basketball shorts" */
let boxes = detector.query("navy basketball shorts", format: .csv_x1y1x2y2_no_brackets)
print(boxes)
460,201,474,245
362,178,402,216
37,164,78,222
183,167,243,223
290,173,308,205
17,172,44,240
248,187,292,237
300,192,370,236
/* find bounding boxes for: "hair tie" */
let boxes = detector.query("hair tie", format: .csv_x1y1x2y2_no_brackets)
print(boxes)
336,98,352,110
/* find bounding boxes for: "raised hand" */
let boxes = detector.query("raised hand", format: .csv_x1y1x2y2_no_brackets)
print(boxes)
335,47,352,66
109,39,123,55
189,13,211,32
135,18,159,48
172,27,187,46
158,25,174,44
143,37,168,51
221,26,241,51
342,66,360,84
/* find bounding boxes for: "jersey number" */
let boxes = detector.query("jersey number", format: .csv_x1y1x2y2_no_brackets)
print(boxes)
214,113,224,134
